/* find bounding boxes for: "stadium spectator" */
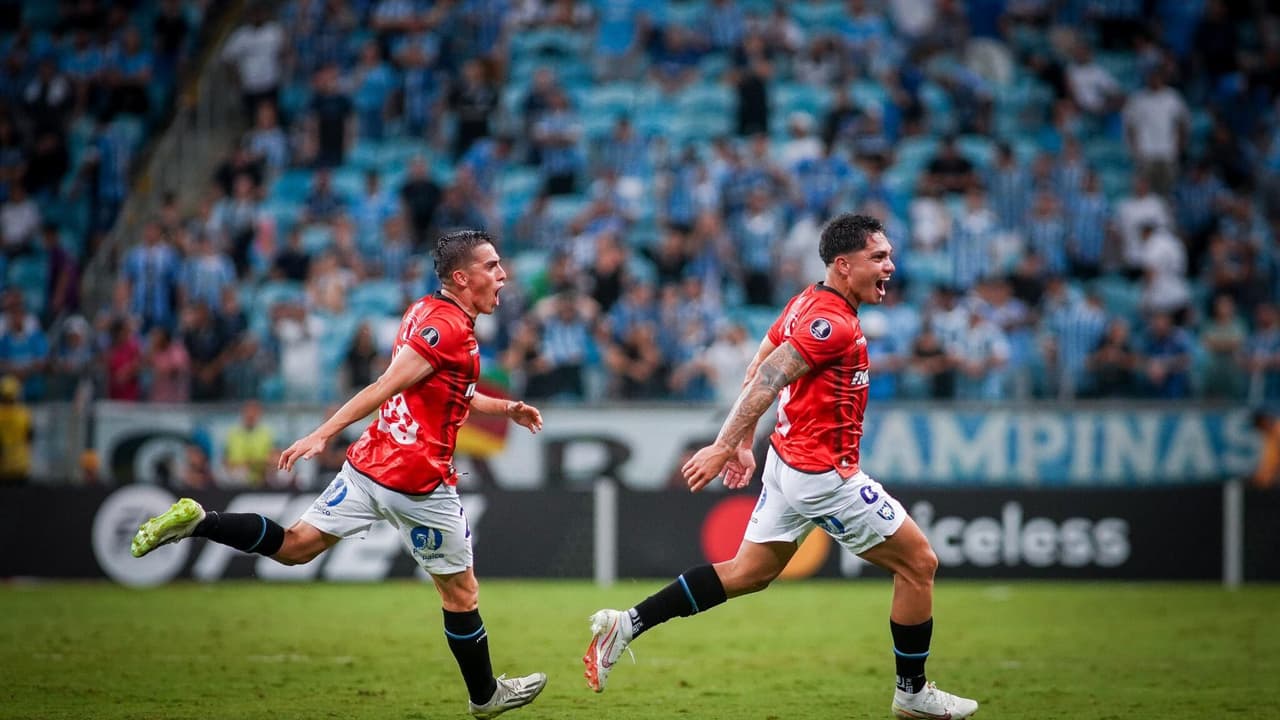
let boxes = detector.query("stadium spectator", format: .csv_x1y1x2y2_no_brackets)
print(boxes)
1245,304,1280,402
245,103,289,179
1122,68,1189,196
1065,170,1110,278
906,320,954,399
47,316,94,402
350,41,394,142
1115,174,1173,277
306,63,354,169
143,326,190,403
1201,294,1247,400
0,374,31,484
926,135,978,195
399,156,443,247
223,399,274,486
1064,41,1123,118
271,226,311,282
0,289,47,401
448,59,497,161
42,222,80,322
342,322,384,396
1139,312,1193,398
605,320,666,400
1136,221,1191,322
0,184,39,257
531,89,583,196
181,301,229,402
731,32,772,137
950,307,1010,400
1087,317,1140,398
221,4,285,122
104,317,141,402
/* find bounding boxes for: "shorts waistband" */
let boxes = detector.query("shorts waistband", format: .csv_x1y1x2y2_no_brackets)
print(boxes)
342,461,453,498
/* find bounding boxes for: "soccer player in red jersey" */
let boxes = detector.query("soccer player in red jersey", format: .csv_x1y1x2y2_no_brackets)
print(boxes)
131,230,548,719
584,214,978,719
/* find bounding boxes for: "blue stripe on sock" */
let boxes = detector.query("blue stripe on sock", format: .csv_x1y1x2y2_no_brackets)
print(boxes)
444,625,486,641
893,647,931,659
677,574,700,614
245,515,268,553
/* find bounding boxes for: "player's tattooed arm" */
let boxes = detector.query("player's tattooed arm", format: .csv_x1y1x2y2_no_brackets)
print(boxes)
713,342,810,450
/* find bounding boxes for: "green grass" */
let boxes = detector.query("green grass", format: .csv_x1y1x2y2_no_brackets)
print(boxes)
2,580,1278,719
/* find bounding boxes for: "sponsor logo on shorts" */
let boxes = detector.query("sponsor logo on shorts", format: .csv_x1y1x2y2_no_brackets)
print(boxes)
318,478,347,508
852,370,870,387
410,526,444,553
421,326,440,346
809,318,832,340
812,515,847,535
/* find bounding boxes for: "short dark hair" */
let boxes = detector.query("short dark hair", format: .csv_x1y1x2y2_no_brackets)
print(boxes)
433,229,494,284
819,213,884,265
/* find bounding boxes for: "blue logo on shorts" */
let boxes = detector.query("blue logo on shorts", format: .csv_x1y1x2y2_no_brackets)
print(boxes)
321,478,348,507
411,526,444,552
813,515,847,535
877,501,895,522
754,487,768,513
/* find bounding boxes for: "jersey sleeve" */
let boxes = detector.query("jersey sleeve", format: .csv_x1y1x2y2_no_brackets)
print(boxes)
786,308,855,371
766,309,787,347
405,313,466,369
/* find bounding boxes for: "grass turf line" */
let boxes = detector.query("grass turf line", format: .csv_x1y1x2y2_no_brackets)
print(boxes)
1,580,1277,719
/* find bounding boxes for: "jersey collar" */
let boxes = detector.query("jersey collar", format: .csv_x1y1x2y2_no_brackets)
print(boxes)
814,282,858,315
432,291,476,327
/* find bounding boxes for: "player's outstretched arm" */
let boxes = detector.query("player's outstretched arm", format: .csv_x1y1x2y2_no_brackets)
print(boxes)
682,342,810,492
721,336,779,489
278,349,436,471
472,391,543,434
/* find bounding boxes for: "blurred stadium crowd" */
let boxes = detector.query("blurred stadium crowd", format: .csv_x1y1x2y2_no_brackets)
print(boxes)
3,0,1280,408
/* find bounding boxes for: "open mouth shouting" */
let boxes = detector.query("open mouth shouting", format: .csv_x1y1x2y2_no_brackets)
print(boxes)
874,275,890,300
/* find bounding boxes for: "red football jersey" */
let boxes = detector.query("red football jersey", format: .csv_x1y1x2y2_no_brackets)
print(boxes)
765,283,870,478
346,293,479,494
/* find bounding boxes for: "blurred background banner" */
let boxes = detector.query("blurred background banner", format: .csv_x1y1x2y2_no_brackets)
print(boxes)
84,401,1257,489
6,482,1276,584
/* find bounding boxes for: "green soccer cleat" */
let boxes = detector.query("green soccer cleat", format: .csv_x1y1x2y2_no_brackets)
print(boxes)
130,498,206,558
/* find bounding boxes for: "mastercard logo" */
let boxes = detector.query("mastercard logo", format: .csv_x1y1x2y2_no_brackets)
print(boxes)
699,496,831,579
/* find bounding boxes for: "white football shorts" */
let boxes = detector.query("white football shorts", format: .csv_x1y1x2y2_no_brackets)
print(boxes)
299,462,473,575
744,446,907,556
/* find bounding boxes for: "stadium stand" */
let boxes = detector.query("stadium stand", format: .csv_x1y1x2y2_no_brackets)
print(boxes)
8,0,1280,408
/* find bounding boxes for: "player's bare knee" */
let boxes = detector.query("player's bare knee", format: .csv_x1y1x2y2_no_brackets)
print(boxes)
903,546,938,586
273,529,322,565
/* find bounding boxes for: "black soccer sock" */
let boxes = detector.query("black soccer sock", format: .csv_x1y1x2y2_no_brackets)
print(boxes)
628,564,727,638
443,609,498,705
192,511,285,556
891,617,933,694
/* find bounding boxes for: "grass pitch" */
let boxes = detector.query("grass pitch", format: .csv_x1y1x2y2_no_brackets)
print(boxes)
1,580,1277,719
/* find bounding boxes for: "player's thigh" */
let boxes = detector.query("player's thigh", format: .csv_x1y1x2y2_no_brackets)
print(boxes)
373,483,474,576
742,448,811,545
296,465,381,541
781,469,907,557
858,515,935,581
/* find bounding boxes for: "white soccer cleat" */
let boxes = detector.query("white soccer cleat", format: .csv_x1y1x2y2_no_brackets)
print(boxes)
583,609,634,693
468,672,547,719
130,498,206,558
892,681,979,719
